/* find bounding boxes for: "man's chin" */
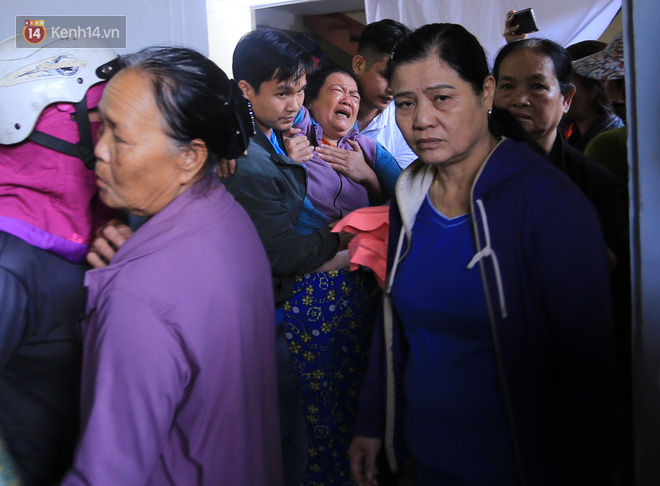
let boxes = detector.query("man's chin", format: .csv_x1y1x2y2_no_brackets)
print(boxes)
373,99,393,111
275,121,295,132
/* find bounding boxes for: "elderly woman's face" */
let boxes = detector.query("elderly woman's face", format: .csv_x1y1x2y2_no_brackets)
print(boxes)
94,69,190,217
307,72,360,141
494,49,573,151
392,55,493,166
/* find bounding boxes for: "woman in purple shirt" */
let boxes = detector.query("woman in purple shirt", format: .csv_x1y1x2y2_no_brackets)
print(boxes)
279,62,401,484
61,47,283,486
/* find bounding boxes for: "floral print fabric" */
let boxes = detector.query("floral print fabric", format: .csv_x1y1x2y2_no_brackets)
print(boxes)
282,269,378,485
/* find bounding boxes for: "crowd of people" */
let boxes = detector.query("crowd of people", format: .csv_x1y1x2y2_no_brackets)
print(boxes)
0,10,629,486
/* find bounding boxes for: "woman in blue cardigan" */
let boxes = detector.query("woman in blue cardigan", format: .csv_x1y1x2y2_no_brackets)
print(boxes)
349,23,614,486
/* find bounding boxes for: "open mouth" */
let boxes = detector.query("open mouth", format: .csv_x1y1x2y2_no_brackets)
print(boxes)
335,108,351,118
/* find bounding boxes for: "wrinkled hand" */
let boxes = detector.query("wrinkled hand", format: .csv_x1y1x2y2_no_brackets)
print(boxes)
86,219,133,268
217,158,237,178
504,10,528,43
318,140,383,203
283,127,314,164
311,249,350,273
349,436,382,486
317,140,375,185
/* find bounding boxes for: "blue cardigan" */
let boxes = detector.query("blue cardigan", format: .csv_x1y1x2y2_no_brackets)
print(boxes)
355,139,615,485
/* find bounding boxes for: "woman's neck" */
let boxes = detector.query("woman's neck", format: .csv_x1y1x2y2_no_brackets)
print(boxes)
318,122,350,146
538,130,558,156
321,135,339,146
432,133,498,217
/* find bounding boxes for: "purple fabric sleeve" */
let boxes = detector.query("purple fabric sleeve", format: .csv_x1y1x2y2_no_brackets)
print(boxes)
0,217,88,263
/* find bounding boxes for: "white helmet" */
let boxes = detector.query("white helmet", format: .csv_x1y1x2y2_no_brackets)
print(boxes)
0,34,119,146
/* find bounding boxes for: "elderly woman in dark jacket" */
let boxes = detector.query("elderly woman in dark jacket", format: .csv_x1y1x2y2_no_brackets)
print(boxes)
492,38,627,271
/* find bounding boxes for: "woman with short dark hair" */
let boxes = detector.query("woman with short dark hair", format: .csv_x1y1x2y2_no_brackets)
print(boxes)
350,23,614,486
279,60,401,484
61,47,283,486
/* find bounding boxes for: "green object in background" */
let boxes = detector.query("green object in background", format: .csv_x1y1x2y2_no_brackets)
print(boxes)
0,435,21,486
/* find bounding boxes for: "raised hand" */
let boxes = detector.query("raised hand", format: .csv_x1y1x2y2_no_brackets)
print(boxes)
504,10,529,43
283,127,314,164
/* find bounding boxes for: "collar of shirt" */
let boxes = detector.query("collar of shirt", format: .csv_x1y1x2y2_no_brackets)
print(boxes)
268,130,286,155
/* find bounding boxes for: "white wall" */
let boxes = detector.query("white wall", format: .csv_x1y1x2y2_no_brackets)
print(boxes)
1,0,210,55
207,1,255,74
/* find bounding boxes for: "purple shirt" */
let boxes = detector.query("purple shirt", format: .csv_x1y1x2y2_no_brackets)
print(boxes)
294,106,378,221
61,177,282,486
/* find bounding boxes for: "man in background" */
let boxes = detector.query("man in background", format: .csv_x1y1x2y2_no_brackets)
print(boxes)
352,19,415,169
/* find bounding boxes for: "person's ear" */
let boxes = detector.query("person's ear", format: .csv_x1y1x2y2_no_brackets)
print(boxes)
585,85,597,103
562,85,577,113
178,139,208,184
482,74,496,111
237,80,253,101
352,55,366,76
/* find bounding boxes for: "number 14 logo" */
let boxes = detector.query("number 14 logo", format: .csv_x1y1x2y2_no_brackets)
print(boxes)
24,20,46,45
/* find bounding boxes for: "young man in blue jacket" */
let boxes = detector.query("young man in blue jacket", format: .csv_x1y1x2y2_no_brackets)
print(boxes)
221,28,342,486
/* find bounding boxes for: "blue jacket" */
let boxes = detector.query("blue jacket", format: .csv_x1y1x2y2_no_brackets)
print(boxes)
221,127,339,305
355,139,615,485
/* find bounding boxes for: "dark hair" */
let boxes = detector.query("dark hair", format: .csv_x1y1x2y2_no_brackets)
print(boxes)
388,23,546,156
493,38,574,96
609,78,626,121
565,40,614,116
119,46,255,171
388,23,489,95
566,40,607,61
304,59,355,107
357,19,411,66
232,27,313,93
572,71,614,117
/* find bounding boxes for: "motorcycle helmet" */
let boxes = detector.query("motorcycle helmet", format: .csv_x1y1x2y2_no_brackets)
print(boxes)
0,34,120,167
